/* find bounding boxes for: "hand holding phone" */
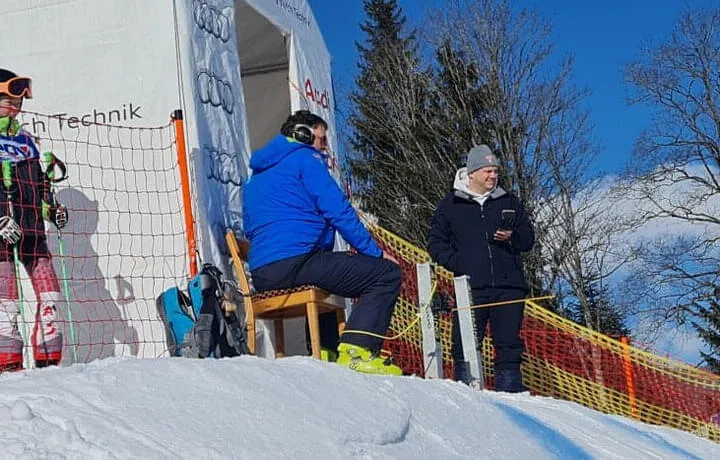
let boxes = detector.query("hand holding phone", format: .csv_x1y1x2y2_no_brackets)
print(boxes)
500,209,516,231
493,209,516,242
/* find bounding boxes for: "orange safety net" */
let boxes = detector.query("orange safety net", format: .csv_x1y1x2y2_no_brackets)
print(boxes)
368,223,720,443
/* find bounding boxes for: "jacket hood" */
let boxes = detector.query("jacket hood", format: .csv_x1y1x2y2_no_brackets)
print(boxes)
453,167,507,201
249,135,310,172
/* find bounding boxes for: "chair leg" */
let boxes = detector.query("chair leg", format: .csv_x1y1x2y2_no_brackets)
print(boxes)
336,308,346,338
247,311,257,355
306,302,321,359
274,320,285,358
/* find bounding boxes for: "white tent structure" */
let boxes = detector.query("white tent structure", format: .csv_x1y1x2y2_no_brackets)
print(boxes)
0,0,337,361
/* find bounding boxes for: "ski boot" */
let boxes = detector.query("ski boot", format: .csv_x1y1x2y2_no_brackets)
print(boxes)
320,347,338,362
0,361,23,373
336,343,402,376
35,359,60,368
494,368,527,393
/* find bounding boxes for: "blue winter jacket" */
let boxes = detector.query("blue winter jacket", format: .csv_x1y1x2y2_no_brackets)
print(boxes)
242,135,382,270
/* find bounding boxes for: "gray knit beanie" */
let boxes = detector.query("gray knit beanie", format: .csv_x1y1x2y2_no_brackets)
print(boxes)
466,144,500,174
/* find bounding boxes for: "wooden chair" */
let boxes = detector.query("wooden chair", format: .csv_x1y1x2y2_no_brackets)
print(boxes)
226,231,346,359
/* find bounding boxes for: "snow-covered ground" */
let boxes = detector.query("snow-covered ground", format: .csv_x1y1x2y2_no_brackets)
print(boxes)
0,356,716,459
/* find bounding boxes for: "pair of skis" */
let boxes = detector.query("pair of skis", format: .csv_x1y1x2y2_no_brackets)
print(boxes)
1,153,77,367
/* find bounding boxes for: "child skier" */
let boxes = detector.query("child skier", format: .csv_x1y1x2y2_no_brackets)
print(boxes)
0,68,67,371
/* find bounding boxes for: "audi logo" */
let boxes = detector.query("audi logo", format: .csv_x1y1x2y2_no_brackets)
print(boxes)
197,70,235,114
193,0,231,42
204,145,244,186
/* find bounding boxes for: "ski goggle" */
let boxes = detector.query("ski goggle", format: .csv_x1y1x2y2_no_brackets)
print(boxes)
0,76,32,99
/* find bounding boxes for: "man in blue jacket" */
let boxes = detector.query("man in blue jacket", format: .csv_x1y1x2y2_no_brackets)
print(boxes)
428,144,535,392
242,110,402,376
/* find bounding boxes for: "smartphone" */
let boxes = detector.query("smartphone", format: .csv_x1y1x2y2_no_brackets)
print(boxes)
500,209,516,230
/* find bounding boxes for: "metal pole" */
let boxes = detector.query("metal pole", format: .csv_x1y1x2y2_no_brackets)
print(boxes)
453,275,484,388
417,262,442,379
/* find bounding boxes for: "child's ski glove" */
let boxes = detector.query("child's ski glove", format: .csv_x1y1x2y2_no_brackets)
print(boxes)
0,215,21,244
42,201,68,230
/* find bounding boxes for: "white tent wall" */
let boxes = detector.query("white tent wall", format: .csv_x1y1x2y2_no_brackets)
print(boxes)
173,0,249,277
0,0,181,126
0,0,186,365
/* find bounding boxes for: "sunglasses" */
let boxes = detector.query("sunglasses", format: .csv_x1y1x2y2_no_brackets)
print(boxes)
0,76,32,99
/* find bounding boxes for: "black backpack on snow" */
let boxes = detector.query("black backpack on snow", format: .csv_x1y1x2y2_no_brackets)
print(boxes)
156,263,250,358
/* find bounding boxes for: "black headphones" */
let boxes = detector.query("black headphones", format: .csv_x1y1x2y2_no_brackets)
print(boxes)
292,123,315,145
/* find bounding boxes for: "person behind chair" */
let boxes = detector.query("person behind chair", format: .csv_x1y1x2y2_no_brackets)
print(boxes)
428,144,535,392
242,110,402,376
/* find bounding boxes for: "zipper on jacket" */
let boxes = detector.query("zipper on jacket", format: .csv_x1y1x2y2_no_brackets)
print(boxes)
480,204,495,288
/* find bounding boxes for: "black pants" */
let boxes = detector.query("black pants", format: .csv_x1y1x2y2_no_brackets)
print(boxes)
251,250,402,351
0,234,50,264
452,287,526,371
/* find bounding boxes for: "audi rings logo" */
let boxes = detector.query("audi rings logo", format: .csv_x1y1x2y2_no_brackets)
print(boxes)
204,146,243,186
197,70,235,114
193,0,231,42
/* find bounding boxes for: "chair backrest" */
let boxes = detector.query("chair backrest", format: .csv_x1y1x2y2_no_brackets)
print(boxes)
226,231,252,297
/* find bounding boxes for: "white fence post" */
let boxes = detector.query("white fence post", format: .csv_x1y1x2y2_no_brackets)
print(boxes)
453,275,484,388
417,262,443,379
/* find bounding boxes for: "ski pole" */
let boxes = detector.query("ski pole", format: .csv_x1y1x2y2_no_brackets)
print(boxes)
42,152,77,363
1,160,29,360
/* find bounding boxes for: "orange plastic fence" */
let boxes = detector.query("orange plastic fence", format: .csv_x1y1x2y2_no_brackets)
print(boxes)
368,223,720,443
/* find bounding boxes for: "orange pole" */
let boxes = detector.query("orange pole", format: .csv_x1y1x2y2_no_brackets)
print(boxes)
172,110,198,277
621,336,638,419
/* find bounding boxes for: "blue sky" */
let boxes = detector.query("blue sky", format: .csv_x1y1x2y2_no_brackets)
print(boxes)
308,0,718,176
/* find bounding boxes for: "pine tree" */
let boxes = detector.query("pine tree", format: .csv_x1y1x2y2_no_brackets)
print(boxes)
692,293,720,373
349,0,414,177
567,282,629,338
348,1,492,245
432,41,494,174
348,0,426,243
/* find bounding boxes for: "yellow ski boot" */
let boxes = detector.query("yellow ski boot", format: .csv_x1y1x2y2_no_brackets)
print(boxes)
336,343,402,376
320,347,338,362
